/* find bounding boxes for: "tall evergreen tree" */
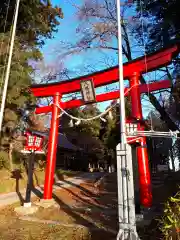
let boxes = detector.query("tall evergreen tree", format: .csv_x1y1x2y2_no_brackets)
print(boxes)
0,0,63,168
134,0,180,52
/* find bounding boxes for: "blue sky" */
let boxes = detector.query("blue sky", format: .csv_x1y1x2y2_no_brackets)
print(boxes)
39,0,118,111
41,0,80,66
37,0,157,117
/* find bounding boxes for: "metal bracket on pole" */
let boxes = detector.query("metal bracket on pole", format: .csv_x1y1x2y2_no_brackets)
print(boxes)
116,143,140,240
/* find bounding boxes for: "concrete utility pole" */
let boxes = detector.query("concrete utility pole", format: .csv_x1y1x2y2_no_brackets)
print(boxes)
0,0,21,133
116,0,140,239
117,0,127,146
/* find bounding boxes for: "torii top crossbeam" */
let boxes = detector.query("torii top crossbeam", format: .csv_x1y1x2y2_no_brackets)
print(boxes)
31,44,179,97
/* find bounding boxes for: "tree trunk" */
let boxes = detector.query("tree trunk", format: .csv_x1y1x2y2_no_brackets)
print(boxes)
124,37,178,131
140,76,178,131
9,142,14,171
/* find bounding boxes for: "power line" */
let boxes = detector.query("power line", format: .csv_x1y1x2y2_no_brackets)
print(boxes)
0,0,21,132
0,0,12,88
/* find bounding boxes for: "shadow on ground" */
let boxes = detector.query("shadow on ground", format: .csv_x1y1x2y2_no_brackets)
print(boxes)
10,171,119,239
31,173,117,239
12,169,180,239
11,169,24,206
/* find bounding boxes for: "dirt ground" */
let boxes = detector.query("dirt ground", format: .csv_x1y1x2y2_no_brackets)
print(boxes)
0,173,118,240
0,171,176,240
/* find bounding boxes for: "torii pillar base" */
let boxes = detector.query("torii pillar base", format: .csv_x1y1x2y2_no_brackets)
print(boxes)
35,199,58,209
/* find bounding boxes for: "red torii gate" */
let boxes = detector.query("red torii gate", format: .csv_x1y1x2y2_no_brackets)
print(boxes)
31,43,179,207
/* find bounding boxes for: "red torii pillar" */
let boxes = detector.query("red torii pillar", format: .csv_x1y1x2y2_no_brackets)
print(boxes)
30,43,180,206
43,93,61,199
130,72,151,207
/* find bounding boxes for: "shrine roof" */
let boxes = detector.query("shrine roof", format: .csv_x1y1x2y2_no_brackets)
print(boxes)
32,131,80,151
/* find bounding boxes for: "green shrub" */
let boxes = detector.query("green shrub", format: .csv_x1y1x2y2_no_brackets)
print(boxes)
159,190,180,239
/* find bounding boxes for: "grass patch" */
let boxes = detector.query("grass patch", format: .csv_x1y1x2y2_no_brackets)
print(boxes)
0,169,45,194
0,204,91,240
0,169,80,194
0,216,91,240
